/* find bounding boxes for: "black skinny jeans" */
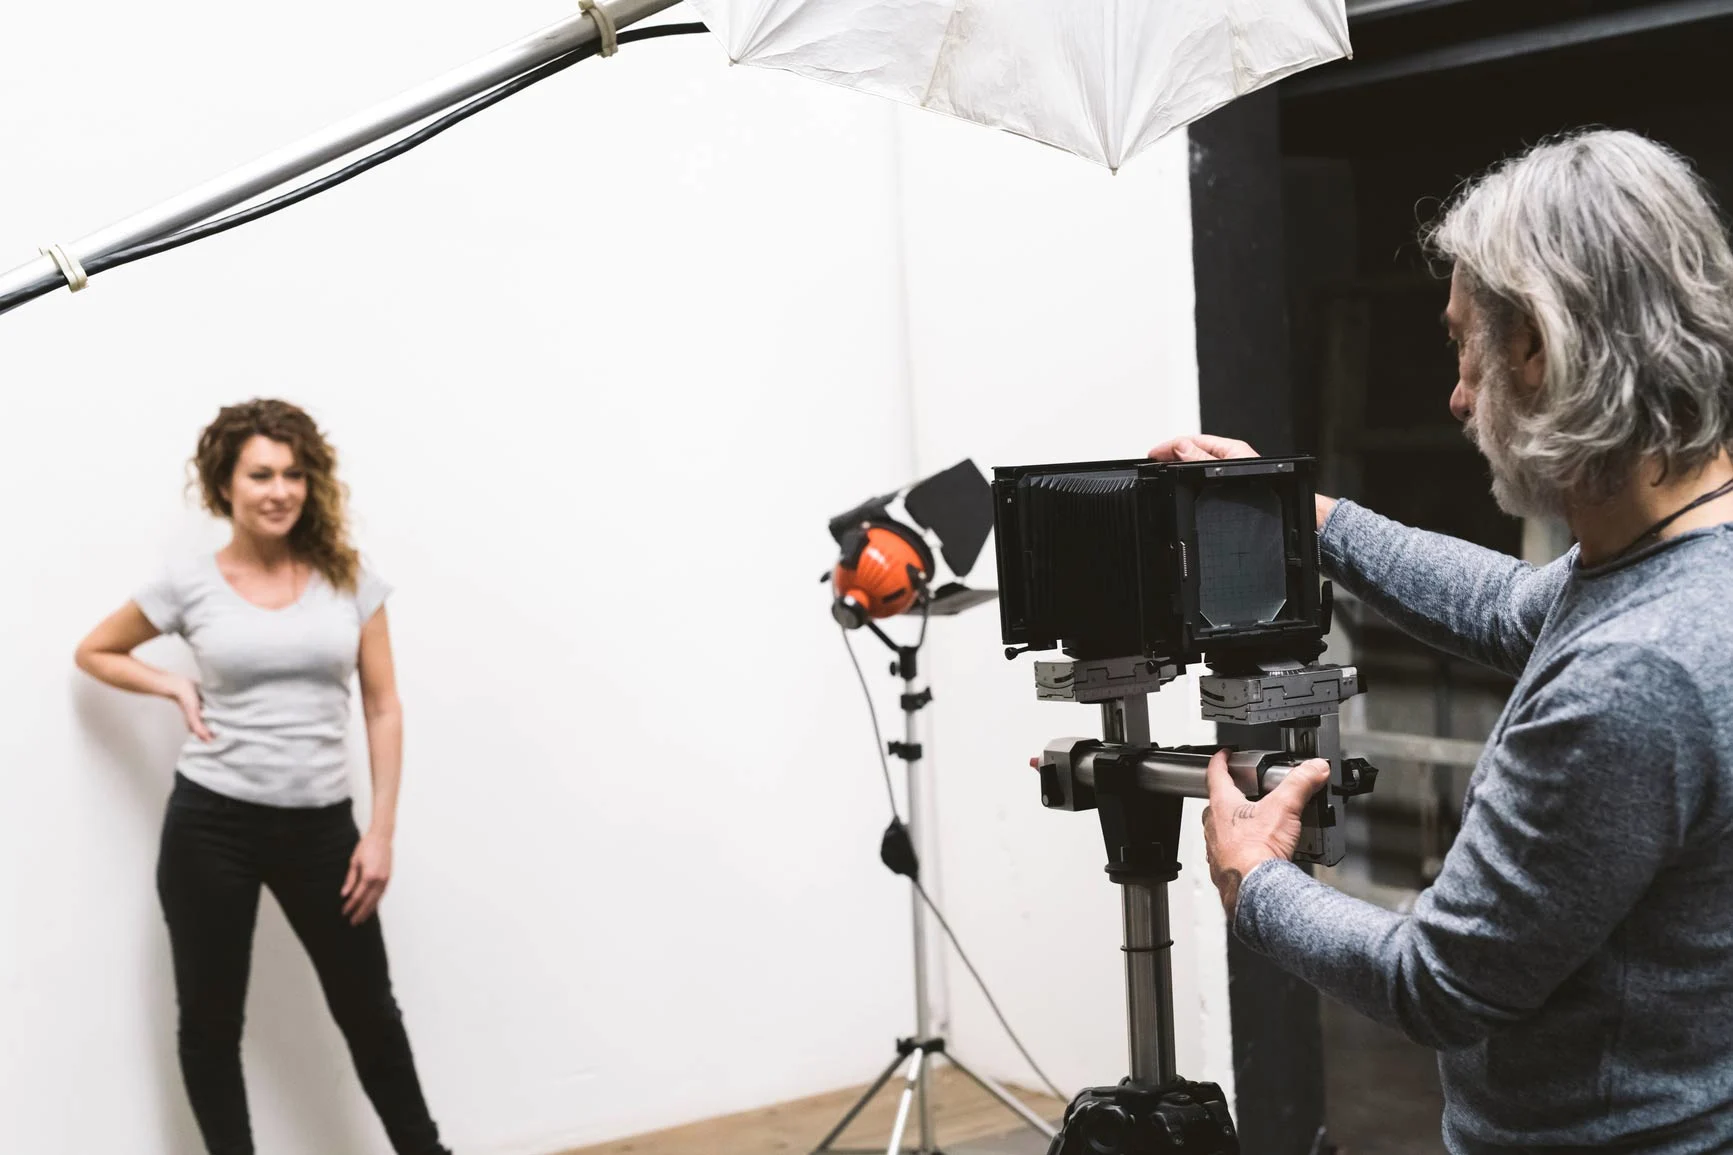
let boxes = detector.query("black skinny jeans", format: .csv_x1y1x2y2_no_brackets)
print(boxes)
156,773,451,1155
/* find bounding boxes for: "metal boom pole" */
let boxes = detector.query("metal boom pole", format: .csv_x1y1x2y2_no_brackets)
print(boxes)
0,0,681,313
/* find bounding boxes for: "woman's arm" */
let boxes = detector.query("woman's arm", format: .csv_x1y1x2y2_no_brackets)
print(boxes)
74,603,211,740
345,605,403,924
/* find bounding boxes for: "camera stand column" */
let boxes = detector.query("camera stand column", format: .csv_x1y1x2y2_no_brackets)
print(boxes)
1100,693,1178,1088
1041,689,1239,1154
1031,658,1238,1154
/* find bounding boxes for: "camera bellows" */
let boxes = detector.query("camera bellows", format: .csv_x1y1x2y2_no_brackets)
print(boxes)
1021,471,1145,659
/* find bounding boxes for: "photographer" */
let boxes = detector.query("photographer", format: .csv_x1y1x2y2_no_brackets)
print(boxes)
1154,129,1733,1153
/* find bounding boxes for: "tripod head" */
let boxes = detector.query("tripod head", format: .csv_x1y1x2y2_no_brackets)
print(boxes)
1034,657,1378,867
1029,656,1380,1155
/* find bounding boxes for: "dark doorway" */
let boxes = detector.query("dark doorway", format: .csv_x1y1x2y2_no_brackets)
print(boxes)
1189,2,1733,1151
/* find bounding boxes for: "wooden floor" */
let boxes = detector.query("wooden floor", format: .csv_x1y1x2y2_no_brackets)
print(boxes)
558,1065,1064,1155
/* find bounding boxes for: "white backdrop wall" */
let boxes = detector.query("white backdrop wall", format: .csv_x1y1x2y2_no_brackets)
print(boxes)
0,2,1215,1153
0,5,919,1153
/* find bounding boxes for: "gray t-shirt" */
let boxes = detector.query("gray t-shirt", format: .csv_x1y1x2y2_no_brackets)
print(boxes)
1236,500,1733,1153
134,553,391,808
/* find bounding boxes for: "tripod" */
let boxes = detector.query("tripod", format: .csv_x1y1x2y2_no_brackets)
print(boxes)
1031,656,1376,1155
816,625,1059,1155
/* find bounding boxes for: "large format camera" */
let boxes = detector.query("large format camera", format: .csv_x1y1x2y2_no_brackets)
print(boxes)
993,454,1376,1155
995,455,1327,670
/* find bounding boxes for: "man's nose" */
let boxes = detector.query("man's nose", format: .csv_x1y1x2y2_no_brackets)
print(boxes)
1450,381,1474,424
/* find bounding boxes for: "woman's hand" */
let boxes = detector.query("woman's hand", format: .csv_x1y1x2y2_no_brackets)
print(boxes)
342,830,393,925
1147,434,1339,529
169,676,214,742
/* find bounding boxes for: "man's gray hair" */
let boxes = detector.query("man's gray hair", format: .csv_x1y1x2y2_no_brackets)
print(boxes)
1426,129,1733,501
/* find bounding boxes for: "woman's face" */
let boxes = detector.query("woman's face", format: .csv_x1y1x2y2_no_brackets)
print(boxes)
225,435,307,540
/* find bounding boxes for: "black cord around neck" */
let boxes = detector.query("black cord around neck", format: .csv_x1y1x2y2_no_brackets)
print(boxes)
1611,474,1733,563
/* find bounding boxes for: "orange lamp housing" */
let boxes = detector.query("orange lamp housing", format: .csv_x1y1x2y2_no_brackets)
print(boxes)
831,520,936,629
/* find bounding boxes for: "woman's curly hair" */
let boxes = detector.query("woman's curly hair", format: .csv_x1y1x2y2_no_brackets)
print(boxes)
191,399,359,591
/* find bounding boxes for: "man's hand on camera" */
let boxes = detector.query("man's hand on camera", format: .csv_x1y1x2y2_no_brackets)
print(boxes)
1147,434,1339,529
1147,434,1259,463
1202,750,1332,919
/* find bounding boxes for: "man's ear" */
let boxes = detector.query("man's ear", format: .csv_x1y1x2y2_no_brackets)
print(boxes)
1516,315,1547,394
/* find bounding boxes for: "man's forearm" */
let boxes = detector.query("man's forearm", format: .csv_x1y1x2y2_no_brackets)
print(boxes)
1320,501,1564,677
1234,862,1508,1051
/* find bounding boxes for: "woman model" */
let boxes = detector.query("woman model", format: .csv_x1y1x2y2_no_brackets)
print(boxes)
76,399,451,1155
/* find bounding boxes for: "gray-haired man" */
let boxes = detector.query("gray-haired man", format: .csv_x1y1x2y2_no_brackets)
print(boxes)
1153,129,1733,1153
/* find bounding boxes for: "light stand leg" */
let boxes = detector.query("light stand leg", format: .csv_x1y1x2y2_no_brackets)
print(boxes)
886,1051,925,1155
942,1052,1060,1140
812,1048,912,1154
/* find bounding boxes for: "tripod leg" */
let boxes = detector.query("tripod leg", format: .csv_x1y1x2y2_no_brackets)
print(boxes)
885,1051,925,1155
813,1049,909,1154
943,1052,1059,1140
917,1048,935,1153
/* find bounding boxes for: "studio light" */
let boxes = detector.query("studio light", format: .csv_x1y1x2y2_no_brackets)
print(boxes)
826,459,997,631
820,457,1060,1155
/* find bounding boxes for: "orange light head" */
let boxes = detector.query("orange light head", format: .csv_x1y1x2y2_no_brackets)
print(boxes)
831,521,936,629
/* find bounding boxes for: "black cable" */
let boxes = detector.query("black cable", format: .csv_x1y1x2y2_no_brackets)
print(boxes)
93,22,708,272
1609,473,1733,564
842,616,1070,1108
0,22,709,314
841,626,903,822
913,878,1069,1104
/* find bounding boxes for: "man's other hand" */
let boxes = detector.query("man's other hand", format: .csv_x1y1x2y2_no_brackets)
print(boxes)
1147,434,1260,463
1201,750,1331,918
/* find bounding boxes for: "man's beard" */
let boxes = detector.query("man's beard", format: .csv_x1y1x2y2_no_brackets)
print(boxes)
1465,356,1569,520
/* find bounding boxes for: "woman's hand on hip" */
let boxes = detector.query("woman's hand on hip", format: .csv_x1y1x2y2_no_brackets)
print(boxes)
342,830,393,925
169,677,213,742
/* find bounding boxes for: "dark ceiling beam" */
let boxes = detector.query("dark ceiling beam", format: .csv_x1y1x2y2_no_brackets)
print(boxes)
1298,0,1733,96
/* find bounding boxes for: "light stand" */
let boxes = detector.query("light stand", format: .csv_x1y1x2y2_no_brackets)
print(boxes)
1031,657,1376,1155
815,621,1058,1155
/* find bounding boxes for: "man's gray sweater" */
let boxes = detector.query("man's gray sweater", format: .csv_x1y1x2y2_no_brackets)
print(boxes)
1236,500,1733,1153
